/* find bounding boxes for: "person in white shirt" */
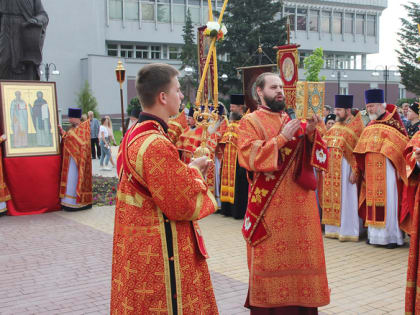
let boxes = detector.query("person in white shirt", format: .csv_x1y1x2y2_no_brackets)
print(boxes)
99,117,111,170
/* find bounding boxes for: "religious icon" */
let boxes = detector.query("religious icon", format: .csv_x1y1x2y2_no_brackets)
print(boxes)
295,81,325,119
0,81,60,157
281,57,295,83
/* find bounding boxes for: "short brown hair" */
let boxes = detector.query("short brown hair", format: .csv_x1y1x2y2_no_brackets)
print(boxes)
254,72,280,103
136,63,179,108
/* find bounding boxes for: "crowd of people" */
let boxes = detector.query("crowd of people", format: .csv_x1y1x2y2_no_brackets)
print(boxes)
106,63,420,314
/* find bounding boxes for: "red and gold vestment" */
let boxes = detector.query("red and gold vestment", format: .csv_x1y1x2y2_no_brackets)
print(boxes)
59,121,92,206
111,119,218,315
354,105,408,227
404,131,420,314
168,111,188,145
322,113,364,227
0,138,11,214
220,121,240,204
238,107,330,309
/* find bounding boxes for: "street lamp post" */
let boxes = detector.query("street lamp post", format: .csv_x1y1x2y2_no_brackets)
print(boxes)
331,70,348,94
41,63,60,81
115,60,126,135
371,65,400,103
184,66,194,105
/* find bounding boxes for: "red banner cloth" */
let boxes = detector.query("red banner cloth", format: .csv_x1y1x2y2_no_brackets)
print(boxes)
4,155,61,216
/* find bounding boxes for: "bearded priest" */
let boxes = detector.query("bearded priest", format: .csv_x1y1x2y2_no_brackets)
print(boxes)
354,89,409,249
238,72,330,314
322,95,365,241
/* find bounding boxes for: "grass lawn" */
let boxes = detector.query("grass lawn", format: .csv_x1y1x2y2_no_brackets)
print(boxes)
113,130,122,144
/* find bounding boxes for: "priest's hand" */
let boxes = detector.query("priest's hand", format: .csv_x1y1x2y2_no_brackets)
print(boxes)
58,125,65,137
189,156,211,178
306,114,322,135
280,119,300,140
415,147,420,164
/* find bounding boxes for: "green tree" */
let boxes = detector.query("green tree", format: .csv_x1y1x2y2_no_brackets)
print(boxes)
217,0,286,95
180,9,198,71
76,81,99,117
396,97,417,107
303,47,326,82
396,1,420,95
127,97,142,116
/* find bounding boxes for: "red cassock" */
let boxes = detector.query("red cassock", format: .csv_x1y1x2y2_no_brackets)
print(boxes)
111,118,218,314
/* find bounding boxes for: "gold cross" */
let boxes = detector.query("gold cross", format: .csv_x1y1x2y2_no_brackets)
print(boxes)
139,245,159,264
182,239,194,254
193,270,202,284
134,282,154,301
176,186,191,202
153,186,164,201
113,273,123,292
332,138,338,147
122,297,134,315
127,173,133,182
180,265,190,279
183,294,199,312
117,240,125,255
124,260,137,280
149,300,167,315
373,135,379,143
150,158,166,175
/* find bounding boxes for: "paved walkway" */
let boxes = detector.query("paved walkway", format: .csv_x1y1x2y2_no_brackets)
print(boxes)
0,204,410,315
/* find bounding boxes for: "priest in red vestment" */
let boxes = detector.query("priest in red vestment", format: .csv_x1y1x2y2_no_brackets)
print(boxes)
404,130,420,313
111,63,218,314
354,89,408,248
59,108,92,211
238,72,330,314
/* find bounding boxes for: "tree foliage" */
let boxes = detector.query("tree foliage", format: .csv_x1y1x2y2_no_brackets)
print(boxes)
396,1,420,95
180,9,198,71
217,0,286,95
127,97,142,115
76,81,99,118
303,48,326,82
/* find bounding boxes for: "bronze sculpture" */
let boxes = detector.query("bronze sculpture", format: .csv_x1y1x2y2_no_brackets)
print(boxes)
0,0,49,80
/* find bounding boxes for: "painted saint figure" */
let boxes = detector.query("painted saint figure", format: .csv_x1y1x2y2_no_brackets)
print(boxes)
10,91,28,147
31,91,52,146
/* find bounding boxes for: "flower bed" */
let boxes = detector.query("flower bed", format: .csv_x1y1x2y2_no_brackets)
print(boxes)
92,176,119,206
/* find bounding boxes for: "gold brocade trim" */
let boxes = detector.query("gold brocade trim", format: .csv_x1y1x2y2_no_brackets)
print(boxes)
338,235,359,242
157,208,173,314
64,194,77,200
407,281,415,288
365,154,387,227
61,201,89,208
191,192,203,221
206,189,218,212
0,206,7,213
170,221,183,315
136,134,168,180
322,148,343,227
117,191,145,207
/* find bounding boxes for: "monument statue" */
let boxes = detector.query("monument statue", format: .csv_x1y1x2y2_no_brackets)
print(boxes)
0,0,49,80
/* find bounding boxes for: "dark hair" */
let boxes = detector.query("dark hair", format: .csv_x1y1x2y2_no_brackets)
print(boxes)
136,63,179,108
254,72,280,104
101,117,107,125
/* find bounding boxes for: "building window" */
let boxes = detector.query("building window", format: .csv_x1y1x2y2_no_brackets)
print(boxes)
299,52,307,69
309,10,319,32
344,13,353,34
284,7,295,30
142,1,155,21
169,46,182,60
367,15,376,36
107,44,118,56
339,87,348,95
296,8,307,31
173,5,185,23
151,45,161,59
399,87,406,99
136,45,149,58
333,12,342,34
110,0,123,19
157,0,170,23
324,55,334,69
321,11,331,33
126,0,139,20
189,6,200,24
120,45,134,58
356,14,364,34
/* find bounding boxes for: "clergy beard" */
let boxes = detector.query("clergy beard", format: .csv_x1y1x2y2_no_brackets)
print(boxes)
337,113,348,122
368,113,378,121
264,95,285,112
